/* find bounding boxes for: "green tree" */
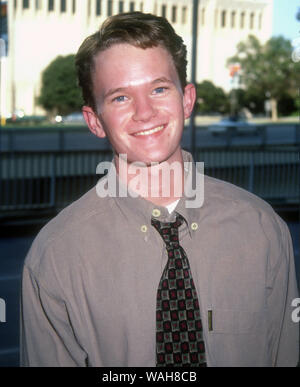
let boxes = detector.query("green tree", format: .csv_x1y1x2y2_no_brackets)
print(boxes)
38,55,83,116
228,35,300,121
196,80,229,114
230,88,265,115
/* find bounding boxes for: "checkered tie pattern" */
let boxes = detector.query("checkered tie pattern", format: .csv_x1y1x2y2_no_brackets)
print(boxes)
151,213,206,367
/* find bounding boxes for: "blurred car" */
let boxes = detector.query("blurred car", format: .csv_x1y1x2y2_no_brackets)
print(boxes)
208,116,258,136
61,112,85,124
54,112,85,124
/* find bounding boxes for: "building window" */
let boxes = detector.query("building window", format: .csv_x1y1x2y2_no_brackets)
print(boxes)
231,11,236,28
182,6,187,24
72,0,76,14
129,2,134,12
119,0,123,13
140,2,143,12
23,0,29,9
60,0,66,12
259,13,262,29
107,0,113,16
250,12,254,29
48,0,54,11
35,0,41,10
96,0,101,15
221,10,226,27
240,12,245,29
161,4,166,18
172,6,177,23
201,8,205,26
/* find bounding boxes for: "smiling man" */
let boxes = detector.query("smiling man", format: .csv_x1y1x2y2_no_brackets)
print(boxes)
20,12,299,367
82,42,194,206
84,43,191,165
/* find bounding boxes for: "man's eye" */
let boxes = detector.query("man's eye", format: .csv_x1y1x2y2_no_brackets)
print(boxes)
113,96,127,103
153,87,167,94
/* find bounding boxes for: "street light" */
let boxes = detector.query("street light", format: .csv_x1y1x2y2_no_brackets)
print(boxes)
189,0,199,160
0,37,6,126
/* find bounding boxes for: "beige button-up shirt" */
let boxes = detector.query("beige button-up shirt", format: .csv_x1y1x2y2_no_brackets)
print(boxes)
20,151,299,367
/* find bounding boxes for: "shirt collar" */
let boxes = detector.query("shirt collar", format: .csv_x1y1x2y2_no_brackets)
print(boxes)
107,150,203,236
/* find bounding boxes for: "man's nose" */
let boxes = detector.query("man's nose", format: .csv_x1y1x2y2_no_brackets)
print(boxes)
132,96,157,122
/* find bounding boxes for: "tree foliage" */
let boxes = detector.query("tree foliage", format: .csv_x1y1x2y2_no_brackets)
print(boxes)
196,80,229,114
228,35,300,119
38,55,83,116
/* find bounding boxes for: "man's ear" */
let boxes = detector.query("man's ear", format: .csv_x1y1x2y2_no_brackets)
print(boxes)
82,106,106,138
183,83,197,120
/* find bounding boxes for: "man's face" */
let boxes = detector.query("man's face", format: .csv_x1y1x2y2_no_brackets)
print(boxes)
83,43,195,166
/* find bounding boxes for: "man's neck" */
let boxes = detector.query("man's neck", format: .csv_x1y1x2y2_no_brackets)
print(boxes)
115,150,184,207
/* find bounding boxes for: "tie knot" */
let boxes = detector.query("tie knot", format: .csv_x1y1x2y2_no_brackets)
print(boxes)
151,214,184,248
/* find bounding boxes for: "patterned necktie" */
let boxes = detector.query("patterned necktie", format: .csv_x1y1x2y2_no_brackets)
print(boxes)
151,213,206,367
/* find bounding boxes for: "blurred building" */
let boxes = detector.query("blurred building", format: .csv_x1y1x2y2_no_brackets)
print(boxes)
4,0,273,116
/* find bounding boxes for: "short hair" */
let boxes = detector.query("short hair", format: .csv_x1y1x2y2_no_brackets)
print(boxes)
75,12,188,112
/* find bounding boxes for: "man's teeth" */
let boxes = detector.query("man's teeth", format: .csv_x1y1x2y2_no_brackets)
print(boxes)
134,125,164,136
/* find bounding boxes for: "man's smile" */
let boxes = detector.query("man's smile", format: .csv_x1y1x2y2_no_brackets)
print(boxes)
132,124,165,137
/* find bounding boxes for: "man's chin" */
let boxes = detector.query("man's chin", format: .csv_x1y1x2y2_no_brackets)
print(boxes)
116,155,165,168
116,149,182,168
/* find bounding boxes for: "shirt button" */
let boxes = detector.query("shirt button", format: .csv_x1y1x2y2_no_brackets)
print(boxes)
141,225,148,233
191,222,198,231
152,209,161,217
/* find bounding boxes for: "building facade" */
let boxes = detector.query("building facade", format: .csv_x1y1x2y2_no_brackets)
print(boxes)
4,0,273,117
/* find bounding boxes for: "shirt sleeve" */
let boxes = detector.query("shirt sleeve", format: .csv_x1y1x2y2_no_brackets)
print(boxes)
267,218,299,367
20,264,88,367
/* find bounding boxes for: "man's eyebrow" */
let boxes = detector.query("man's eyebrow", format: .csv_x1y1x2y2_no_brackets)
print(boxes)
152,77,174,85
104,87,128,100
103,78,174,100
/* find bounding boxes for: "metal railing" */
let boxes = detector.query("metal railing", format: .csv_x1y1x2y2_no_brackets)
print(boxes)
0,146,299,216
196,147,300,205
0,149,112,212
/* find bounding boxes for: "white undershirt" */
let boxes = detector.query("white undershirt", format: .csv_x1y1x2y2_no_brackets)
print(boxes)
165,199,180,214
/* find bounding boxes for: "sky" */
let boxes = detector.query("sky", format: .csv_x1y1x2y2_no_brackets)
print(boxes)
272,0,300,41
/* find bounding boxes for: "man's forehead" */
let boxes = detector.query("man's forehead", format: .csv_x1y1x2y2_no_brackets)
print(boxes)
92,44,179,95
93,43,174,72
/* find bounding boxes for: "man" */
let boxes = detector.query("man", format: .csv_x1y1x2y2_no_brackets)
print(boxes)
21,12,299,367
